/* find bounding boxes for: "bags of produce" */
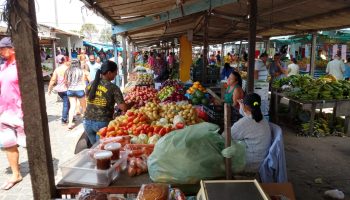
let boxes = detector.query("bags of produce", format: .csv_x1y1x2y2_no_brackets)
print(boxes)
148,122,226,184
221,140,246,173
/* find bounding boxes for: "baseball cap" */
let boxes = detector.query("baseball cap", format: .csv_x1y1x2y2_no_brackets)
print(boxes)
0,37,13,48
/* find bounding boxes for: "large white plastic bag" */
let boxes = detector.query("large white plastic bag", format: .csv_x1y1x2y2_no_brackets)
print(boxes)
148,122,226,184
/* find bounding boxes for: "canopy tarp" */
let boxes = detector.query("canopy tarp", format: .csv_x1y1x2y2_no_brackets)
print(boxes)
83,40,122,51
271,31,350,45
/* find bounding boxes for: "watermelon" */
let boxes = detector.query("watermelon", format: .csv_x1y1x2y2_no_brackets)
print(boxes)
194,90,204,99
192,97,200,105
201,98,209,105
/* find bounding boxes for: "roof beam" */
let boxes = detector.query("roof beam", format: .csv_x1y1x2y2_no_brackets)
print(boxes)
81,0,117,25
258,0,313,17
112,0,238,35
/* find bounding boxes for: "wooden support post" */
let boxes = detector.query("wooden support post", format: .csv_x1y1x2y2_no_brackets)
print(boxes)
122,36,127,86
9,0,57,199
179,35,192,82
310,33,317,78
52,40,57,71
224,104,232,179
67,36,72,58
247,0,257,93
345,116,350,136
221,43,225,64
202,13,209,84
309,104,317,135
238,40,243,56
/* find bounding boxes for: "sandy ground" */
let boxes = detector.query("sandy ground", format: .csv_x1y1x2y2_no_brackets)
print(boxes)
284,126,350,200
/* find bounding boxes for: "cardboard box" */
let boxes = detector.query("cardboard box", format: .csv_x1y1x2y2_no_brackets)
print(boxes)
197,180,269,200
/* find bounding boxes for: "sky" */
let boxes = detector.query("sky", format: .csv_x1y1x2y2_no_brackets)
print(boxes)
0,0,110,32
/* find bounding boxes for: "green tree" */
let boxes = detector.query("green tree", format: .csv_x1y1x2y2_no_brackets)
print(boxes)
99,27,112,43
80,23,98,41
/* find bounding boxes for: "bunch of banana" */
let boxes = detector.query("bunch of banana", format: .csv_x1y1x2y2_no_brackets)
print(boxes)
329,82,344,100
300,118,330,137
319,83,334,100
319,74,337,83
339,80,350,98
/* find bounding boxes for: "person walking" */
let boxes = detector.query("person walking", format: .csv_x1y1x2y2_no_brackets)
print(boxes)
87,54,101,82
326,54,346,80
48,56,71,124
0,37,25,190
65,59,87,129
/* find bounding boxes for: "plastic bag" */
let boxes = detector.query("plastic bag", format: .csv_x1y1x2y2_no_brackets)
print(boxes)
221,140,246,173
148,122,226,184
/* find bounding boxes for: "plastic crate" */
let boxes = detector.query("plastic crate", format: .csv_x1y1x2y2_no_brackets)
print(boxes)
60,150,127,187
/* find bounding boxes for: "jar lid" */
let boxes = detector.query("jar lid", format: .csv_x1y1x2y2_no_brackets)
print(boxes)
94,150,113,159
104,142,121,150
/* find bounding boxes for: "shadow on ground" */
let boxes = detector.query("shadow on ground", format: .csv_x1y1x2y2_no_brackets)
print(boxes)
4,158,59,178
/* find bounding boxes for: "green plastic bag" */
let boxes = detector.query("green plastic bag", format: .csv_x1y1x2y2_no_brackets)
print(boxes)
221,140,246,173
148,122,226,184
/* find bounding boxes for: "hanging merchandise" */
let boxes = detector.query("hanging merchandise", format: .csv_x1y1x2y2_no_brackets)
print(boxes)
332,44,338,58
341,45,347,61
305,44,310,58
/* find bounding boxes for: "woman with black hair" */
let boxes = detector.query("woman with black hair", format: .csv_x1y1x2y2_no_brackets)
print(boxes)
232,93,271,172
224,71,244,108
221,63,234,81
84,60,129,144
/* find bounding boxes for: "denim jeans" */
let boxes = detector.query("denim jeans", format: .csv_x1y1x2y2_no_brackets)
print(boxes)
58,91,70,123
83,119,109,145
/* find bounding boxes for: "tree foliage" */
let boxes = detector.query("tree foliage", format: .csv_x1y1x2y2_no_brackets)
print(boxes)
99,27,112,43
80,23,98,41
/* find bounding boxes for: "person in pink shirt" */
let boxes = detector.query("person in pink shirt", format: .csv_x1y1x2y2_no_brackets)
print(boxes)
148,52,155,68
0,37,24,190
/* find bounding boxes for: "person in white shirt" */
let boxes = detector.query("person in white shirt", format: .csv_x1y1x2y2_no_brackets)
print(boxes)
230,93,271,172
254,53,269,81
287,58,299,76
87,54,101,82
326,54,346,80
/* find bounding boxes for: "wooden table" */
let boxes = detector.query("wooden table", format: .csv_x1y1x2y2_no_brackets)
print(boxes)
57,173,295,199
271,91,350,135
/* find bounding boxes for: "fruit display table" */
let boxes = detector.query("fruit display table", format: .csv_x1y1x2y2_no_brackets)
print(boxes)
271,90,350,135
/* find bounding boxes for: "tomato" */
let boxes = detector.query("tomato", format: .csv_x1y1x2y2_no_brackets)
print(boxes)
127,116,135,123
98,127,107,137
134,129,140,136
159,128,166,136
127,111,135,117
165,126,172,133
154,126,161,133
147,132,153,138
133,117,140,124
175,123,185,129
148,126,154,133
107,126,115,132
139,115,148,122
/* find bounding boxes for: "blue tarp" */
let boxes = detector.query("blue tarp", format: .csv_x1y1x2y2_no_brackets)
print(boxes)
83,41,123,51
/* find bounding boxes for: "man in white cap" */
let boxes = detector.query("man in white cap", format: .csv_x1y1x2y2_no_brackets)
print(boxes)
0,37,25,190
326,54,346,80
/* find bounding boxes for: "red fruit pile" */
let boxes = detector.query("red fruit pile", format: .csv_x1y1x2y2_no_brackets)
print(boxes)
124,86,159,108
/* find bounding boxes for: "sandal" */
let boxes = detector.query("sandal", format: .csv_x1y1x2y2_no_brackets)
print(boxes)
0,178,22,190
68,123,75,130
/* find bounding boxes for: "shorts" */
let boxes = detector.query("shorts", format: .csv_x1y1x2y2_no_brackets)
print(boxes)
0,124,26,148
67,90,85,98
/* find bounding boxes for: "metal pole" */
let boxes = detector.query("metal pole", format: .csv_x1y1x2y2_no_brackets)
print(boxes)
202,13,209,84
54,0,58,27
224,104,232,179
122,36,127,86
52,40,57,71
310,33,317,78
247,0,257,93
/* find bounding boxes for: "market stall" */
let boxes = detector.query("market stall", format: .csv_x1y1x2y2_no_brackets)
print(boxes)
271,75,350,136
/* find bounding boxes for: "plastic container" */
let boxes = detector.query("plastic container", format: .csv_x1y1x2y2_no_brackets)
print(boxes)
94,150,112,170
104,143,121,161
60,150,128,187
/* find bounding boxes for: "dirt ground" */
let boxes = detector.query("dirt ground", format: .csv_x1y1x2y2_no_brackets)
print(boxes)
283,126,350,200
